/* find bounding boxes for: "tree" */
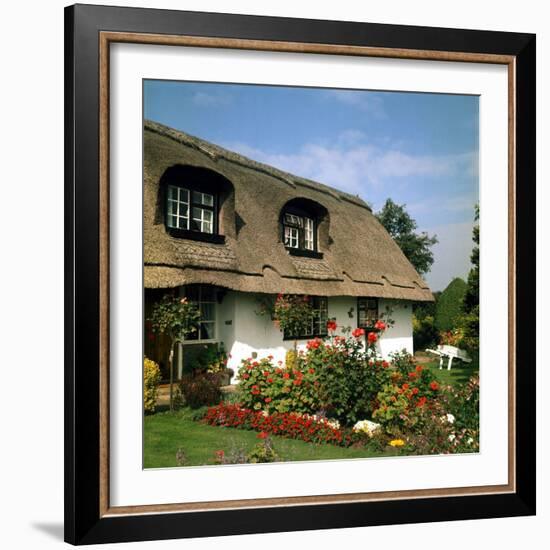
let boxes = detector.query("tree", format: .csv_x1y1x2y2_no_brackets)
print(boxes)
456,205,480,356
272,294,314,351
376,198,438,276
434,277,467,332
149,295,201,411
462,204,479,313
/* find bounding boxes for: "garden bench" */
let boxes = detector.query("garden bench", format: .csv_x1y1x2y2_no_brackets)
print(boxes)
425,345,472,371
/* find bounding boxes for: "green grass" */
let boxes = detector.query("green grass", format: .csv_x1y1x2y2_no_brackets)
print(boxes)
144,409,396,468
420,359,479,387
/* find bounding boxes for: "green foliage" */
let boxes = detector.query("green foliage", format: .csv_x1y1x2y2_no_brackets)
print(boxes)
375,198,438,275
455,205,480,358
237,323,393,425
285,349,299,371
178,373,222,409
247,437,279,463
149,294,202,411
435,277,467,331
272,294,314,340
149,294,201,342
412,314,438,350
462,204,480,313
143,357,162,414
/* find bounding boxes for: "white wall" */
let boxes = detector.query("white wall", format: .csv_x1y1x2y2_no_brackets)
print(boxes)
220,292,413,378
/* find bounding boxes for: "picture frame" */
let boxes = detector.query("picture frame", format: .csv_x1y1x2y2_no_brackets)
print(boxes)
64,3,536,545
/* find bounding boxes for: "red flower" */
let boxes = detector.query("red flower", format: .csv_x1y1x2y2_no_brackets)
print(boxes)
308,368,315,375
326,319,337,332
283,372,290,379
265,397,272,403
402,383,409,390
263,371,270,377
293,379,302,386
307,338,321,350
430,381,439,391
415,365,423,373
408,371,417,379
352,328,365,338
257,431,269,439
416,396,427,407
412,387,419,395
374,320,386,331
241,373,250,380
367,332,378,343
267,378,273,384
382,360,389,368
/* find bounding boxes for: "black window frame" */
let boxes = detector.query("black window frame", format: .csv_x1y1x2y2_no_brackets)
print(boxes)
281,206,323,259
357,297,379,329
282,296,329,340
165,182,225,244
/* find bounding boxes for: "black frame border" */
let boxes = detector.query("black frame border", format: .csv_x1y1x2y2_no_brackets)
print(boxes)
65,3,536,545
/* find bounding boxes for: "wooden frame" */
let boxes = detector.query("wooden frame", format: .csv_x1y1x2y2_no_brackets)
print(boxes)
65,4,536,545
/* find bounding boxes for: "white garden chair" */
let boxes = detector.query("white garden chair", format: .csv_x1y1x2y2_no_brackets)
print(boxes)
425,345,472,371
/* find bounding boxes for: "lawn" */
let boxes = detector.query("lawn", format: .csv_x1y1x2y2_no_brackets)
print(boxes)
420,358,479,387
144,408,397,468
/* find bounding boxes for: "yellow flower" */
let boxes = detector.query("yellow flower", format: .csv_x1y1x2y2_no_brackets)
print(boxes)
389,439,405,447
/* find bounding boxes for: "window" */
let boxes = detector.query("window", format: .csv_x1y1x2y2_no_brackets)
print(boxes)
357,298,379,329
283,296,328,340
167,185,215,234
282,212,316,251
183,285,217,341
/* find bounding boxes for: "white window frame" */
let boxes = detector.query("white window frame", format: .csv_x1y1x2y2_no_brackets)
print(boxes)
180,285,218,344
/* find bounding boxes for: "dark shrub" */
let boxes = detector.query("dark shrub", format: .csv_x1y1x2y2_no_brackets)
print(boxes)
179,373,222,409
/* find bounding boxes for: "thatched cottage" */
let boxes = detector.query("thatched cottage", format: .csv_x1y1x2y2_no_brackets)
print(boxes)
144,120,433,379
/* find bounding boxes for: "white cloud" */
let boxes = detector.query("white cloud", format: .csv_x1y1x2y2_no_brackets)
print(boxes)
192,91,231,107
222,135,474,197
325,90,386,119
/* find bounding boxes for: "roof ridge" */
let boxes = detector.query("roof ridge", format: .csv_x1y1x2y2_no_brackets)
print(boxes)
144,119,371,211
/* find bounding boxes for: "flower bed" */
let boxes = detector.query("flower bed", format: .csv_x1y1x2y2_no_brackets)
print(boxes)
203,402,358,447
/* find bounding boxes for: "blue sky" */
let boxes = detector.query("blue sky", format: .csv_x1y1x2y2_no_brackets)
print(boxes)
144,80,479,291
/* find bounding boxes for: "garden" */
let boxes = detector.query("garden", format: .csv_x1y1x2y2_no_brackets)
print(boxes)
143,292,479,468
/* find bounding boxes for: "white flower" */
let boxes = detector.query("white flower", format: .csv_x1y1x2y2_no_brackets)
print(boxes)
353,419,381,436
446,414,455,424
467,437,474,445
448,434,456,442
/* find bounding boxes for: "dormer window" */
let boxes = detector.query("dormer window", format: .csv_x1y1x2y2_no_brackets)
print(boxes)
167,185,215,234
281,204,323,259
283,213,315,251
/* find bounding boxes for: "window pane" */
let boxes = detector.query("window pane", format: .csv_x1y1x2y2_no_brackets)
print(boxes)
192,190,214,206
200,302,215,322
284,226,299,248
178,187,189,204
190,218,201,231
200,322,215,340
304,217,314,250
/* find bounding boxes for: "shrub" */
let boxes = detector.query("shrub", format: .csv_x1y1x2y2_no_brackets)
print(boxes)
236,322,393,425
434,277,467,331
144,357,162,414
372,356,444,435
247,436,279,463
179,373,222,409
412,314,438,350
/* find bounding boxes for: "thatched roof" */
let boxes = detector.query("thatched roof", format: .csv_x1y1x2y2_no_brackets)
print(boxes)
144,120,433,301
